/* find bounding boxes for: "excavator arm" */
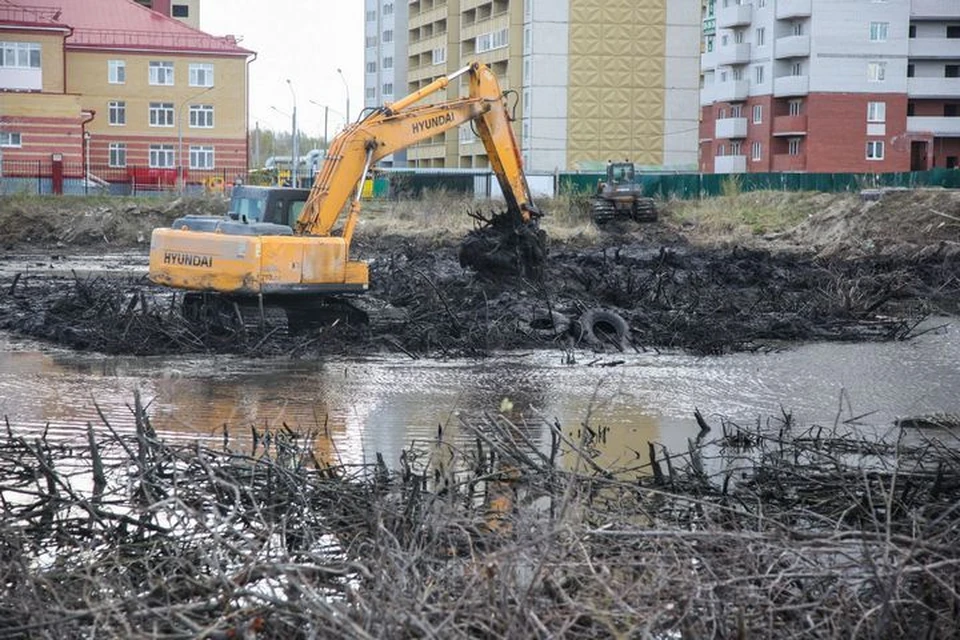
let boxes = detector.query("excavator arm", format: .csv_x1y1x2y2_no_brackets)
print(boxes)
148,62,542,300
296,63,540,244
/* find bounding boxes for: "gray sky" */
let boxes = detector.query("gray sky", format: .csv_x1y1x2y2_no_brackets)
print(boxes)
200,1,363,137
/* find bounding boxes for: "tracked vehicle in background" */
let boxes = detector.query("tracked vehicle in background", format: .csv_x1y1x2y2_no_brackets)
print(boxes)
590,161,658,224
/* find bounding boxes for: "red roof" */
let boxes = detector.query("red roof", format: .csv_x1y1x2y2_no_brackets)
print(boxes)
0,0,253,56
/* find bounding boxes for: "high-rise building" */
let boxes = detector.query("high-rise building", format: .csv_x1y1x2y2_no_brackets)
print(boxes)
700,0,960,174
364,0,701,172
364,0,408,167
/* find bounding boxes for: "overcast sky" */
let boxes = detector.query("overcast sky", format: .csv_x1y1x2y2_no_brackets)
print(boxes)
200,1,363,136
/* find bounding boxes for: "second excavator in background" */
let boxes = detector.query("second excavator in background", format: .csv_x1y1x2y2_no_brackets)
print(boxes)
148,62,545,326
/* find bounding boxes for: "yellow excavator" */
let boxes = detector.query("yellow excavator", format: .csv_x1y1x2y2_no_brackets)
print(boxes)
148,62,543,325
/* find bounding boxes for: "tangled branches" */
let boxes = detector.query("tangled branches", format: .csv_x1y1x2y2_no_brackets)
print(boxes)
1,400,959,638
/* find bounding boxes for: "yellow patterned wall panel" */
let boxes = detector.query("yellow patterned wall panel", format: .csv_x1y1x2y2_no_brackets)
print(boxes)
568,0,666,168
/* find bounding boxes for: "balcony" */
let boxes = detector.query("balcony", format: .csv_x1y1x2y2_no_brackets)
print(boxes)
907,116,960,136
774,75,810,97
911,0,960,20
772,153,807,172
717,3,752,28
701,50,717,71
775,35,811,59
712,80,750,103
908,38,960,59
776,0,812,19
713,79,750,102
715,155,747,174
773,114,808,136
716,43,751,66
908,77,960,99
700,85,715,106
715,117,748,139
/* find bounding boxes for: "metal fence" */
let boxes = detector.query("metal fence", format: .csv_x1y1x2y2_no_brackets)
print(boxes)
0,160,247,196
4,159,960,201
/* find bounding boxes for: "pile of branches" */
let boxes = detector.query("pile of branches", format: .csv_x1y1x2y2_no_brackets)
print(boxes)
1,399,959,638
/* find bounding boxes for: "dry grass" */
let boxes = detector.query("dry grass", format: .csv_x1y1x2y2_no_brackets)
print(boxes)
662,189,849,245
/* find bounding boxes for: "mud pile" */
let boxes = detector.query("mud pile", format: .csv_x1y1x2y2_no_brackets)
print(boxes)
0,229,954,358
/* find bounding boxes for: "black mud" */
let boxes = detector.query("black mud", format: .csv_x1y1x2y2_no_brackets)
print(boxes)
0,232,956,358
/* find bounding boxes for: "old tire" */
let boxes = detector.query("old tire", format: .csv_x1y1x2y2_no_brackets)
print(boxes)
576,309,630,348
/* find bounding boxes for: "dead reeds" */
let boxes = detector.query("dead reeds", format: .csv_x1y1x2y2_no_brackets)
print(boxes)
1,399,958,639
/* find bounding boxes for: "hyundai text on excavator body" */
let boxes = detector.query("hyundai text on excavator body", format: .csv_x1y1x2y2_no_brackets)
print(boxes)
148,63,542,319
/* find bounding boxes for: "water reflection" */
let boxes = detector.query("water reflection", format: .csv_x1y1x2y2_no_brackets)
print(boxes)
1,318,958,470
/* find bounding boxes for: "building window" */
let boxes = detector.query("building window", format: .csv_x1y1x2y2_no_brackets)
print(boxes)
867,62,886,82
149,102,175,127
753,104,762,124
732,67,744,80
189,104,214,128
946,64,960,78
789,99,803,116
752,141,762,160
382,29,393,43
756,27,765,47
149,144,175,168
384,3,394,15
716,144,725,157
366,9,376,21
0,41,40,69
908,64,915,77
867,101,886,123
149,61,174,85
870,22,889,42
477,28,509,53
365,36,377,47
788,138,801,156
190,145,214,169
731,104,743,118
706,35,715,52
366,61,376,73
757,0,766,7
734,30,745,44
108,60,125,84
730,140,742,155
907,102,916,116
383,56,393,69
172,4,189,17
948,25,960,39
792,22,803,36
791,62,803,76
189,63,214,87
108,100,126,125
365,87,376,100
866,140,885,160
382,83,393,96
432,47,446,65
109,143,127,168
0,132,22,147
909,24,917,38
945,104,960,117
755,65,764,84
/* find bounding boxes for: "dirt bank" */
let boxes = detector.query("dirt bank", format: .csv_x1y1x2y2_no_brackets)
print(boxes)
0,189,957,357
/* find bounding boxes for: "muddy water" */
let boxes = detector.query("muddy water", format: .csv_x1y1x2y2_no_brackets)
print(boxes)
1,319,959,468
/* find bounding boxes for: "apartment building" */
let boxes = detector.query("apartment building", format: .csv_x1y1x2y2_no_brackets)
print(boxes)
364,0,408,166
0,0,252,184
700,0,960,174
364,0,700,172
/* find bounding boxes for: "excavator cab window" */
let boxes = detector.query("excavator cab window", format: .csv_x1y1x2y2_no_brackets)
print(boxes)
608,163,635,186
232,194,266,222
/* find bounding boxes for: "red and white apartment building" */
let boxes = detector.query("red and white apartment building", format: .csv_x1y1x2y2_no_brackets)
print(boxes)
700,0,960,173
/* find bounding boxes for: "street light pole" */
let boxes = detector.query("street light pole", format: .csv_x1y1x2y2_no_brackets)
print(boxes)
336,68,350,126
287,79,298,187
177,85,214,194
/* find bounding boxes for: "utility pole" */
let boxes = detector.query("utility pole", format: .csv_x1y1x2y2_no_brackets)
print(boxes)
287,79,298,187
